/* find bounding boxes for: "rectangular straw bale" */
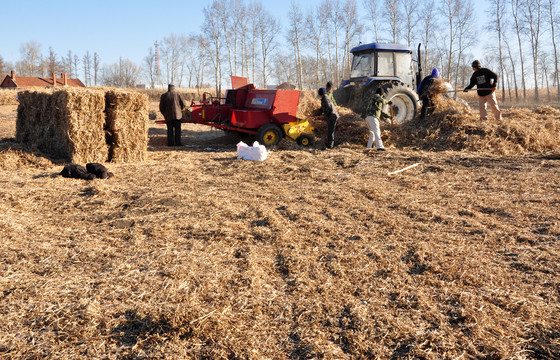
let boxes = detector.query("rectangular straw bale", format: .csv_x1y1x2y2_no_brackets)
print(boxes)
105,89,149,162
0,89,19,105
16,88,108,163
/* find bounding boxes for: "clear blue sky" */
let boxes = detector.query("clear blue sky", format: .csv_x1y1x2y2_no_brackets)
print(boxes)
1,0,487,70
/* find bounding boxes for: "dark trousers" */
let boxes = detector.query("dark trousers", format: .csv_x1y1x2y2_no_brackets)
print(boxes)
166,120,182,146
326,115,338,148
420,97,433,120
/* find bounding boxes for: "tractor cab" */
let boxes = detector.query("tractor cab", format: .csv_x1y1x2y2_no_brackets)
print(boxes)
341,43,418,89
336,43,422,123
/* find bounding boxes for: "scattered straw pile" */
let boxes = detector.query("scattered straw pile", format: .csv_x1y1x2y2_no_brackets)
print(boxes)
105,90,150,162
388,98,560,154
296,90,320,119
16,88,108,163
0,89,20,105
297,87,560,154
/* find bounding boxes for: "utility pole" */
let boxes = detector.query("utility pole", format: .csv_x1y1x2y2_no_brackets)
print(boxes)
155,41,162,88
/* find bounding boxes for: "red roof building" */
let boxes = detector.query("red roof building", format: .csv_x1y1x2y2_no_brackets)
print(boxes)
0,70,85,88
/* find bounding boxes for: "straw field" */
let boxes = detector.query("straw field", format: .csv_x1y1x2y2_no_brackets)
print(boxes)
0,92,559,359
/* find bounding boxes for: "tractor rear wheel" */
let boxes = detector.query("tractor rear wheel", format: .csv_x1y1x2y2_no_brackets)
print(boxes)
257,124,282,146
380,82,419,123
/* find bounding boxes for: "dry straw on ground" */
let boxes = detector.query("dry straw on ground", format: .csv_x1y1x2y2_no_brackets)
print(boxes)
0,91,559,359
105,89,150,162
298,85,560,154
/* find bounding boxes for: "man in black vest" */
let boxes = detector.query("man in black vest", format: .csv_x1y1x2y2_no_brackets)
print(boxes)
463,60,502,121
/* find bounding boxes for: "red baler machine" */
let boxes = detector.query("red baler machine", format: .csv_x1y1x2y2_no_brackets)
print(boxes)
166,77,314,147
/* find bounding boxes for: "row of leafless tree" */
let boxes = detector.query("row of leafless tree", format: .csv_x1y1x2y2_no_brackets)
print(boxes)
0,42,140,88
145,0,558,100
2,0,558,100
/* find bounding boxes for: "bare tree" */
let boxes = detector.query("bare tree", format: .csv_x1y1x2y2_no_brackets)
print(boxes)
237,3,250,78
45,46,61,75
143,46,156,88
176,35,189,88
93,52,100,86
288,1,305,89
101,59,140,88
452,0,475,88
522,0,543,100
439,0,474,85
504,37,520,100
547,0,560,98
161,33,181,85
305,7,324,88
0,55,5,75
257,8,278,88
385,0,401,43
539,51,551,98
203,1,224,95
363,0,382,42
83,51,92,86
247,2,263,84
65,50,73,78
440,0,458,80
341,0,362,79
272,53,296,85
218,1,234,77
73,55,80,81
419,0,437,71
489,0,507,100
511,0,528,99
18,41,42,76
320,0,335,81
402,0,419,46
330,0,344,83
195,35,208,92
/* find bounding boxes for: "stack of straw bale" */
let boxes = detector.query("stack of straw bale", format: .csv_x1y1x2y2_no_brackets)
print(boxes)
0,89,19,105
17,88,108,163
16,88,149,163
105,90,149,162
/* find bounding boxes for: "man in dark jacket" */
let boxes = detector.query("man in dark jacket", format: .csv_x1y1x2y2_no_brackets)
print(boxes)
317,87,339,149
463,60,502,120
417,68,440,120
159,84,185,146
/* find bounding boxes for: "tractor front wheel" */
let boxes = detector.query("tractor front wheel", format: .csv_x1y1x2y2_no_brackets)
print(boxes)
257,124,282,147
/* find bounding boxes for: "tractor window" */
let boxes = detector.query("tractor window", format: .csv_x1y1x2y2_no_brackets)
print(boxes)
350,53,374,78
377,52,394,76
395,52,413,84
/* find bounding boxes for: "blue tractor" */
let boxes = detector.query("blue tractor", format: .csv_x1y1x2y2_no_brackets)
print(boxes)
335,43,423,123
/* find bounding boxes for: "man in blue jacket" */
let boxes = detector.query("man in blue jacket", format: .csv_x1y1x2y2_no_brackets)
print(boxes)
417,68,440,120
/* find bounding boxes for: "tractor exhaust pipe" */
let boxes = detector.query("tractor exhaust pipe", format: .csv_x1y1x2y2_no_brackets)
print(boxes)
416,43,423,91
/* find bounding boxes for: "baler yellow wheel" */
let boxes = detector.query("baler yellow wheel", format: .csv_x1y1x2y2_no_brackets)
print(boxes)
257,124,282,146
297,134,314,147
